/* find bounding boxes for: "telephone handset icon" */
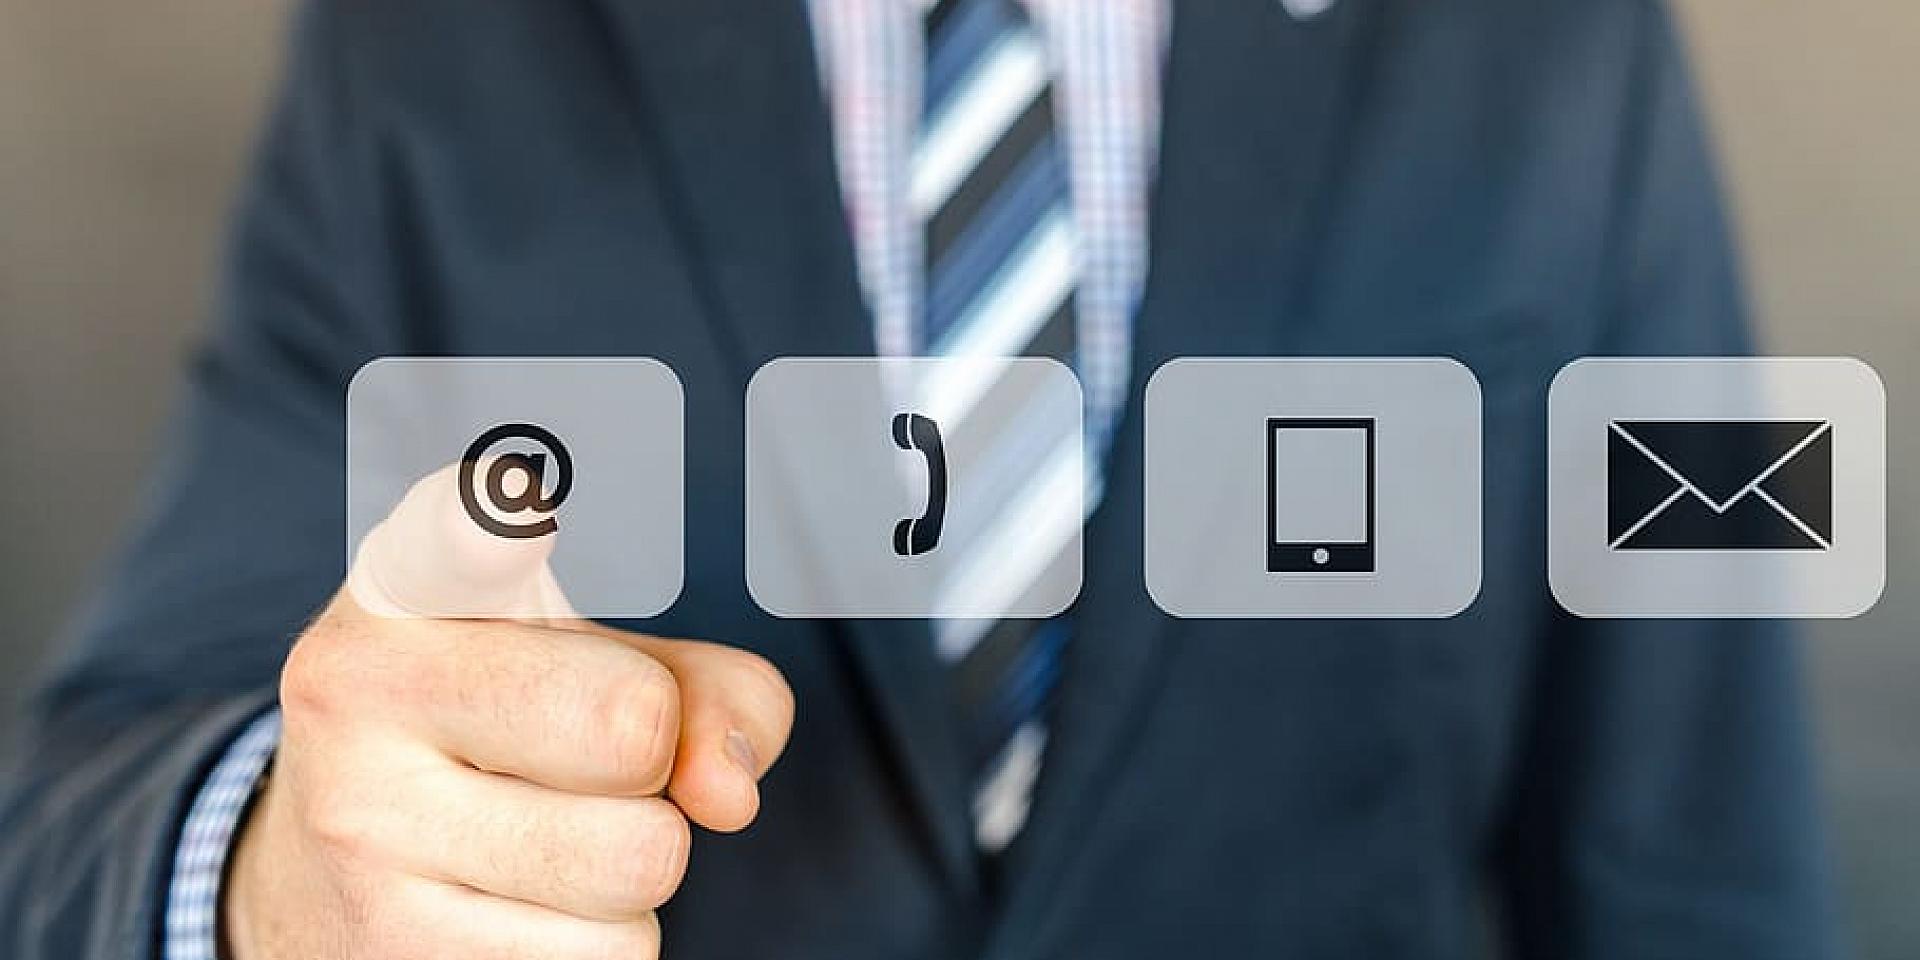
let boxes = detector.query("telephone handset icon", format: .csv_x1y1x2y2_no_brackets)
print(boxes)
892,412,947,557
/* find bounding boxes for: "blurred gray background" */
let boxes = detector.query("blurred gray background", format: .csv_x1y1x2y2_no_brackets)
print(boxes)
1,1,1914,954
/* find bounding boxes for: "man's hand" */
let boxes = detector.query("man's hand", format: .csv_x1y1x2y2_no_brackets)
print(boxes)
225,467,794,959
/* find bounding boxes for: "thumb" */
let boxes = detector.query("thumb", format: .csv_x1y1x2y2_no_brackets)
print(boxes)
346,461,581,624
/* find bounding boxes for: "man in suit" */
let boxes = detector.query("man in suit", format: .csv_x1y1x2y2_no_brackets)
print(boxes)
0,0,1839,957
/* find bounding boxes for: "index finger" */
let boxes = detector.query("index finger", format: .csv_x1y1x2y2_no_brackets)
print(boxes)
347,460,580,625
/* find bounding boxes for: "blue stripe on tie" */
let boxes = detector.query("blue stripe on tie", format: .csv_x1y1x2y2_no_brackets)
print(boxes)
970,655,1064,776
924,141,1068,346
925,0,1017,121
918,0,1076,852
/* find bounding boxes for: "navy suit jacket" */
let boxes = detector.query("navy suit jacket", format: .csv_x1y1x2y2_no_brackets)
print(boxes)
1,1,1839,957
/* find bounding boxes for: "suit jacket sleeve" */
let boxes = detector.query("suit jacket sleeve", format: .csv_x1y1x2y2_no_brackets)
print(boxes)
1491,3,1842,958
0,7,395,956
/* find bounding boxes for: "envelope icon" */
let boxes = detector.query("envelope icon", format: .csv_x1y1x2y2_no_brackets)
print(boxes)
1607,420,1833,551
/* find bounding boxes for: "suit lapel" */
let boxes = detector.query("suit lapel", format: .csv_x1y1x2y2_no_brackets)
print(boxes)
590,0,981,894
988,0,1377,944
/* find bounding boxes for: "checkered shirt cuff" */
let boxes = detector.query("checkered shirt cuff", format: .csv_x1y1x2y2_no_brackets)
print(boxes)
163,709,282,960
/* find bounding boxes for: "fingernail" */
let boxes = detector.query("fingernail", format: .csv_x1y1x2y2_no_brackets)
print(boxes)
725,729,759,777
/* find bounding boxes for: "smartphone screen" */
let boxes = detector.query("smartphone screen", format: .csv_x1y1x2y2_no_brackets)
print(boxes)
1267,418,1376,573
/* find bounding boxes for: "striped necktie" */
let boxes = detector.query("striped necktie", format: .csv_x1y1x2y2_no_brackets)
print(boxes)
916,0,1077,855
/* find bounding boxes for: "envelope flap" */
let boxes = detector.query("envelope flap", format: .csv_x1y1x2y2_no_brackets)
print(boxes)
1614,420,1828,507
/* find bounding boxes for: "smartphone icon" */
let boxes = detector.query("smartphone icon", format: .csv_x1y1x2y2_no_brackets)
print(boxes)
892,412,947,556
1267,417,1375,574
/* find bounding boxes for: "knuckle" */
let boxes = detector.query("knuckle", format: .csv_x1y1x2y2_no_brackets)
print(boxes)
597,801,691,912
611,912,663,960
564,913,663,960
282,606,408,721
279,629,346,721
599,910,663,960
302,782,382,866
590,658,680,792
